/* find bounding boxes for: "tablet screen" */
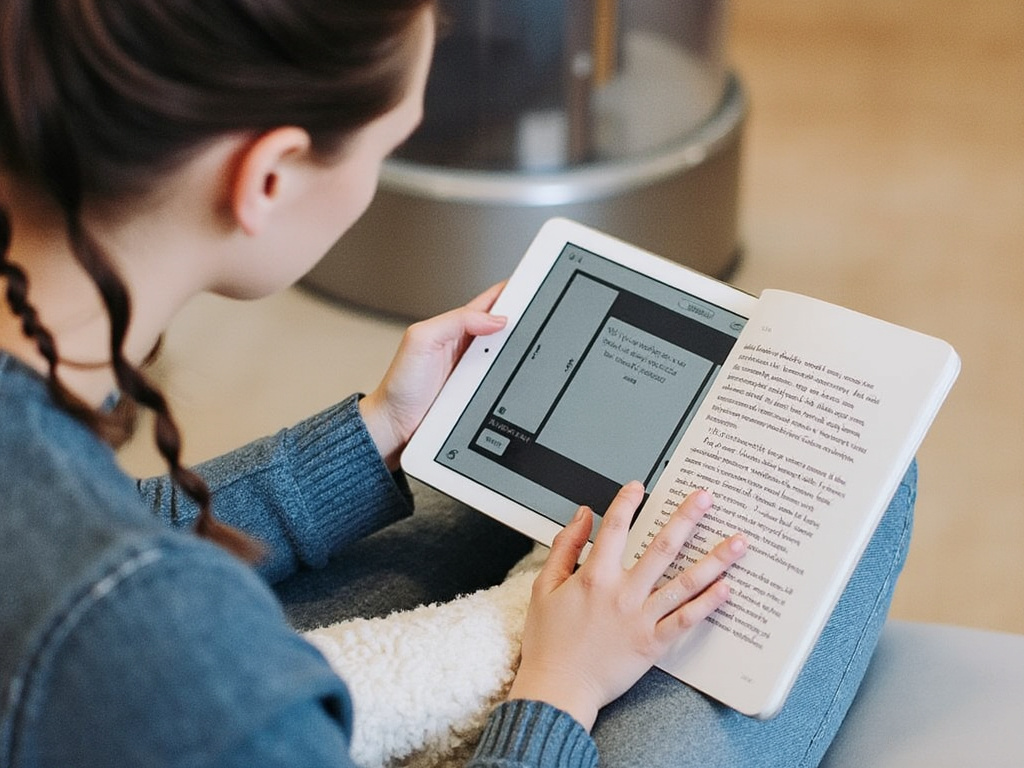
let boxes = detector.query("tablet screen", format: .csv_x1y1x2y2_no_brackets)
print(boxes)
433,241,749,529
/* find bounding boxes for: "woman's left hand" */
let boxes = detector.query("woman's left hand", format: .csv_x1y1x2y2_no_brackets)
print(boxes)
359,282,507,470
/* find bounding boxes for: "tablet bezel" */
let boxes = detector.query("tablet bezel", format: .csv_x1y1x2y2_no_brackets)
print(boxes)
400,217,760,548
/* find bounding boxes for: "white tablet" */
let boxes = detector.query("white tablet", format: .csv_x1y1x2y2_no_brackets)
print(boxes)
401,218,760,547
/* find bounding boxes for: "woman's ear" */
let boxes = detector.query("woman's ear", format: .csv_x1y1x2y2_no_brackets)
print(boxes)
230,127,312,236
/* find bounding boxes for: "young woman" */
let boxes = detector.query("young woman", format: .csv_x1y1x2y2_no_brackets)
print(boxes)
0,2,914,766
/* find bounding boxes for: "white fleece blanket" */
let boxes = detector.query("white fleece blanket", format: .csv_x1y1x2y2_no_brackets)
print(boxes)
303,545,547,768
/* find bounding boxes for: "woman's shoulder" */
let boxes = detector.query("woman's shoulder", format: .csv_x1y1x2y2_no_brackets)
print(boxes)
0,361,162,621
0,351,140,526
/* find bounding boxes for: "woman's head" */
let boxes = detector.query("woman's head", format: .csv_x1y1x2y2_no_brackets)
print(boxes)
0,0,435,558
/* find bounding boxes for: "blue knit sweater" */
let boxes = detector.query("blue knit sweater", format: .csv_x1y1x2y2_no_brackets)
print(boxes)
0,351,595,767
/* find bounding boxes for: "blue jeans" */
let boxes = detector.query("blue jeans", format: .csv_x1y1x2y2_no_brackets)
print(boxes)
276,463,916,768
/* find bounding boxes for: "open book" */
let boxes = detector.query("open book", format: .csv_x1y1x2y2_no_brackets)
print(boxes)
403,219,960,719
621,288,959,717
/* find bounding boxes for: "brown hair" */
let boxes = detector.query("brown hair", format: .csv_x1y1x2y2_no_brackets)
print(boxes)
0,0,434,559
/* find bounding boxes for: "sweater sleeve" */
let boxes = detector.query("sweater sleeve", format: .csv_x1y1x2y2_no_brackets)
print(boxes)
137,395,413,583
468,700,598,768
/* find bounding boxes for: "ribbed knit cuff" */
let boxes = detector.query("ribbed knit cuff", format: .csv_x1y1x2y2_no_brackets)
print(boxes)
282,394,413,566
472,700,597,768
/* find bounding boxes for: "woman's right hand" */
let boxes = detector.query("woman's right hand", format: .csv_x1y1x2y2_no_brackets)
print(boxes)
507,482,747,731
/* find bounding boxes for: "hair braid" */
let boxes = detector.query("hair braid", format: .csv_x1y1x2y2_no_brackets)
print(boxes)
1,211,57,369
65,216,264,561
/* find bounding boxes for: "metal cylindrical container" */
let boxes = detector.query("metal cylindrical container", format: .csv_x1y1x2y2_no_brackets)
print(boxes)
304,1,744,319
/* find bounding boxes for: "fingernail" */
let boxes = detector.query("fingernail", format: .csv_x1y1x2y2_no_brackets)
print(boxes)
692,489,713,510
729,535,748,554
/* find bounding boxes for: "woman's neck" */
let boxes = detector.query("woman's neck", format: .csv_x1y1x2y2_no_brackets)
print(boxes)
0,249,122,406
0,187,169,407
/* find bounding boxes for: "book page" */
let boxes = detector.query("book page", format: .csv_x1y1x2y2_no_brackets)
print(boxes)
625,289,959,717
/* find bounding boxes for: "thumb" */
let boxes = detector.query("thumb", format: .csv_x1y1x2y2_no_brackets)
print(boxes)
534,506,592,595
460,308,507,338
405,304,505,357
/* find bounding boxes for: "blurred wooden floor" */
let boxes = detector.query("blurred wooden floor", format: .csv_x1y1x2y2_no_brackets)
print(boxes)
120,0,1024,634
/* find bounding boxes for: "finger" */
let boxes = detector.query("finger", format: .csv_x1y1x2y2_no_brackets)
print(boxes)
401,283,506,365
647,534,747,624
460,307,508,338
534,505,593,595
404,305,505,358
446,307,507,366
655,578,733,643
584,481,645,571
629,489,713,588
